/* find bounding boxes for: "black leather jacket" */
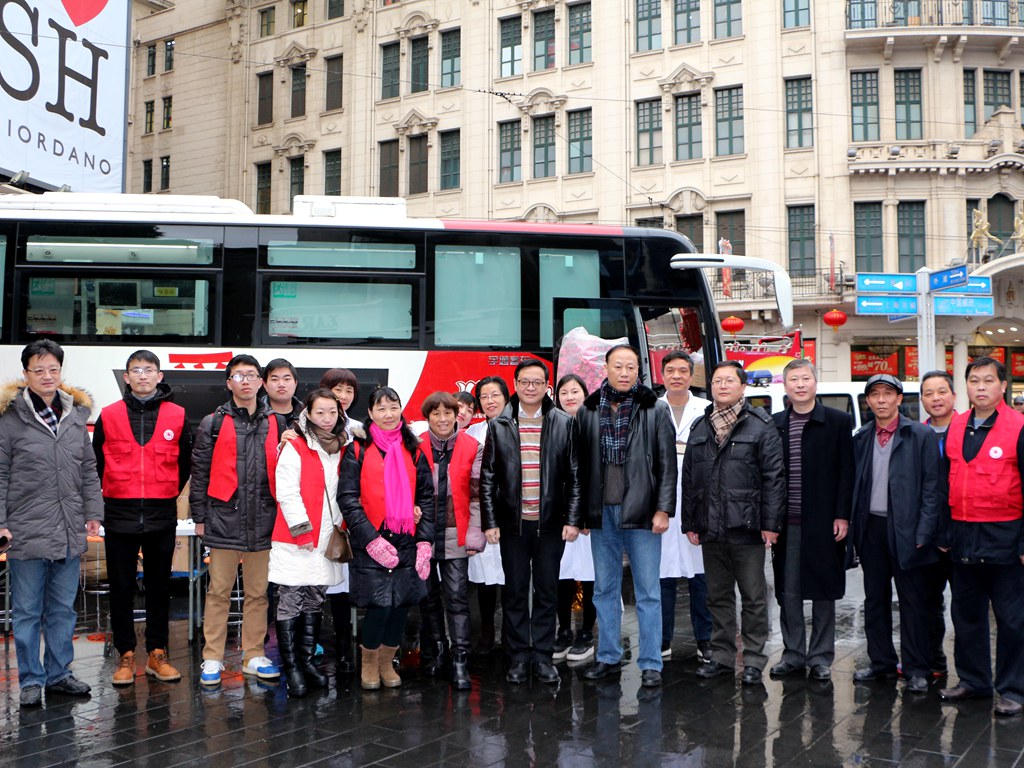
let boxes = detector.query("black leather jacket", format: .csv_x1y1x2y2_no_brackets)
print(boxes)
480,394,581,534
574,385,677,530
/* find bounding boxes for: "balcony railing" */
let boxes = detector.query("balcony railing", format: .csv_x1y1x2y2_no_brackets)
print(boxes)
847,0,1021,29
708,267,848,304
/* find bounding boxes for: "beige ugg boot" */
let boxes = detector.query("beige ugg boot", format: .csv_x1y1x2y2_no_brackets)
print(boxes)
360,645,381,690
378,645,402,688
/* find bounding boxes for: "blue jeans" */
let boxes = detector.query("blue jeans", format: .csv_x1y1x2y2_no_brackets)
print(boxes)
661,573,712,645
591,504,663,671
10,556,82,688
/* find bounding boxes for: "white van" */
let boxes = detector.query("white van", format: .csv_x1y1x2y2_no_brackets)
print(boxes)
743,381,921,432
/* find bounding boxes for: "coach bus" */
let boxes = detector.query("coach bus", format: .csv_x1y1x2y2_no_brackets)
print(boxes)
0,193,792,422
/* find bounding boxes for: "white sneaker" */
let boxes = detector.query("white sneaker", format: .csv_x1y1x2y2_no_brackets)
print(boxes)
200,660,224,686
242,656,280,679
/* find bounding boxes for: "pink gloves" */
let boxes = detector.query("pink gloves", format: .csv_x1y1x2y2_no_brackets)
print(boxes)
366,537,399,569
415,542,433,581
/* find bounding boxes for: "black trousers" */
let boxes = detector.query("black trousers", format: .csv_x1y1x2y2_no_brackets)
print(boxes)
924,550,953,671
421,557,471,652
104,529,176,656
499,520,565,663
860,514,930,678
951,561,1024,703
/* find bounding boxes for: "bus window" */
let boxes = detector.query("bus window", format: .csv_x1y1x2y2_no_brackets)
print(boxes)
645,307,705,387
267,240,416,269
538,249,599,347
266,280,413,340
818,394,855,419
434,245,521,346
26,235,214,264
22,276,210,339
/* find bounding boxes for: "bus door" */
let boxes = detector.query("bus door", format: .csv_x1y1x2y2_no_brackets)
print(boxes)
552,298,649,386
638,305,709,394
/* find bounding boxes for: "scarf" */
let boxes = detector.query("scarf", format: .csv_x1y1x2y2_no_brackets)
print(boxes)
310,422,341,455
599,379,639,465
709,400,743,445
369,422,415,535
28,389,62,435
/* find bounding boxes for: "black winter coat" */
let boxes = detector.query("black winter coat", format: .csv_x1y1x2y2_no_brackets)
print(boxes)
189,399,282,552
480,394,580,533
851,415,941,570
93,382,193,534
337,435,436,609
575,386,677,530
681,403,785,544
771,403,854,602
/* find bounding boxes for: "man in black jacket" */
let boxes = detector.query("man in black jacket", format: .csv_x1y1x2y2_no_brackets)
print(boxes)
481,359,580,685
769,359,853,682
682,360,785,686
94,350,192,687
575,345,677,688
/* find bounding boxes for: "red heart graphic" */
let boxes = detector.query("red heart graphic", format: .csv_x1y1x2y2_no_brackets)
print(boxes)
61,0,109,26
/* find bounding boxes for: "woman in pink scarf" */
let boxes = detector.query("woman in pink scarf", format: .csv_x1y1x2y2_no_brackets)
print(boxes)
337,386,435,690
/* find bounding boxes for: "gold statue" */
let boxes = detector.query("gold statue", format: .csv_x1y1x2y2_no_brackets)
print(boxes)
970,209,1002,250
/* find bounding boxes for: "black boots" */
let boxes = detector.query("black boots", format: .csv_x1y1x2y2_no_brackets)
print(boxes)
299,613,329,689
452,649,471,690
423,640,449,677
276,618,307,698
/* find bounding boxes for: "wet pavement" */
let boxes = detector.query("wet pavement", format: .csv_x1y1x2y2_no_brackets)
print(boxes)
1,569,1021,768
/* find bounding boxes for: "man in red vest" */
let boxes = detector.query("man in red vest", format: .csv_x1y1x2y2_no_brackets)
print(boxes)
191,354,283,686
95,350,192,687
939,357,1024,717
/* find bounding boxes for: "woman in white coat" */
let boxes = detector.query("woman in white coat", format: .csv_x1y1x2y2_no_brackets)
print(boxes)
658,351,713,661
270,388,348,697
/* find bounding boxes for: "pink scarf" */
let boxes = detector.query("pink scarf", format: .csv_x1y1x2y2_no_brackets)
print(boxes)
369,422,415,535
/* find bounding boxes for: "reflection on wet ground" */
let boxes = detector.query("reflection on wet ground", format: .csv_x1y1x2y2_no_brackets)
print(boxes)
1,569,1020,767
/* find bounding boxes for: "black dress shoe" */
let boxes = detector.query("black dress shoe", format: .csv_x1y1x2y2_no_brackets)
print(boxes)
741,666,763,686
906,675,929,694
696,660,732,679
19,685,42,708
939,684,990,702
45,676,91,696
506,661,529,684
853,667,897,682
809,665,832,681
532,661,560,684
641,669,661,688
582,661,621,680
769,661,802,678
995,695,1024,717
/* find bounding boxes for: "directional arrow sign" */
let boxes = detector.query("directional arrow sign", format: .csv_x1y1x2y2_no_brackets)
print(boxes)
934,295,995,316
856,295,919,315
929,265,969,292
944,276,992,296
856,273,917,294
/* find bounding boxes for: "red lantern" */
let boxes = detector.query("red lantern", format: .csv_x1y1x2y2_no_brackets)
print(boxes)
721,315,745,336
823,308,848,332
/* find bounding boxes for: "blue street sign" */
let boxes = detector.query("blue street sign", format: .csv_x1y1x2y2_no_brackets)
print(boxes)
856,273,916,294
888,315,915,323
929,265,969,292
943,276,992,296
856,295,918,315
934,295,995,316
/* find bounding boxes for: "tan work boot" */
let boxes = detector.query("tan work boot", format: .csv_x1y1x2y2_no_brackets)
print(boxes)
145,649,182,682
378,645,402,688
360,645,381,690
112,651,136,686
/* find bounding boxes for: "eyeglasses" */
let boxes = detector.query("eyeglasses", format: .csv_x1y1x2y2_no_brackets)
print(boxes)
711,379,740,387
229,373,261,382
479,393,505,401
129,367,158,376
516,379,546,389
27,367,61,377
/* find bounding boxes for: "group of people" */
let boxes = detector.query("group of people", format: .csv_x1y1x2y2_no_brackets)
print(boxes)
1,339,1021,720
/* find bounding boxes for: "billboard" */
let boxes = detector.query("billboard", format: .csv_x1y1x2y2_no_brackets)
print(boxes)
0,0,129,191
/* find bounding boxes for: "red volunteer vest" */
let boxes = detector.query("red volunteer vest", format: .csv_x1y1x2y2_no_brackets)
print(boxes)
100,399,185,499
272,438,339,545
946,401,1024,523
358,443,419,532
422,432,476,546
207,412,281,503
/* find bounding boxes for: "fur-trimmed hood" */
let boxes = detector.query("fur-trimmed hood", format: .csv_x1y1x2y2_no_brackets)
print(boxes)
0,380,95,417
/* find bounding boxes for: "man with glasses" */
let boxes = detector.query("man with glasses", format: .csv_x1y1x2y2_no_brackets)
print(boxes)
575,344,677,687
481,359,580,685
191,354,284,685
682,360,785,686
0,340,104,707
94,350,192,687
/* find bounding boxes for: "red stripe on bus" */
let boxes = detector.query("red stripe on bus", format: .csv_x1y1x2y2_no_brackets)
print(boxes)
440,220,624,236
